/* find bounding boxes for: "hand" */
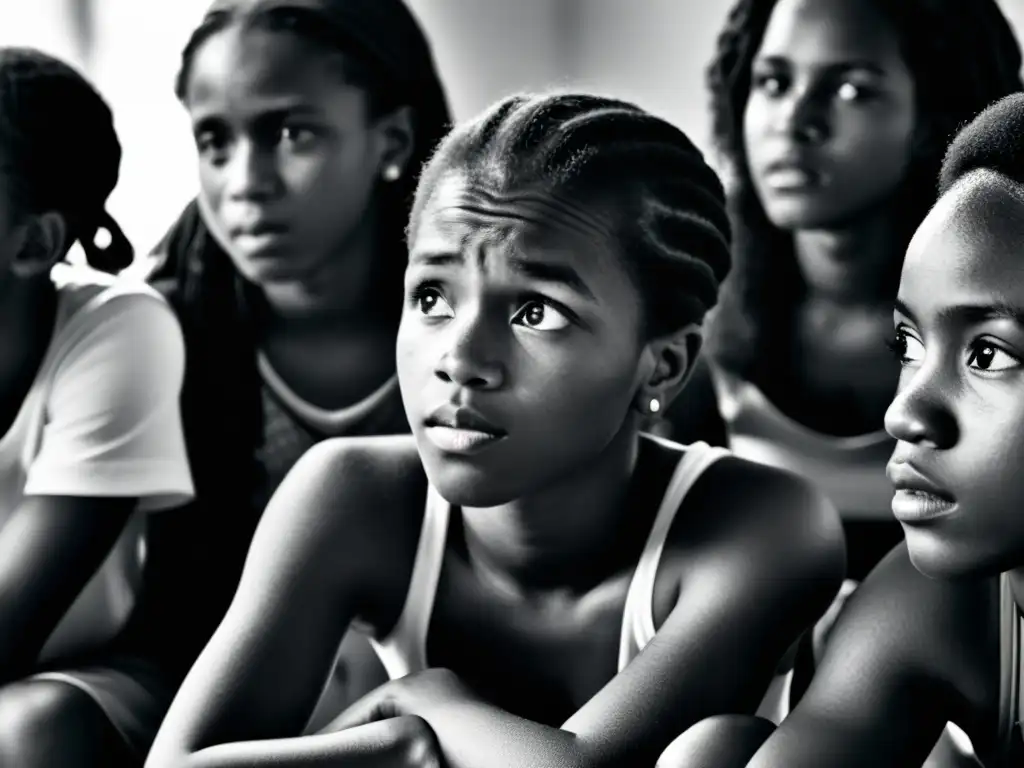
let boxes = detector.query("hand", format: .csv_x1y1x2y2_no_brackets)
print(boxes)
321,715,445,768
320,668,472,732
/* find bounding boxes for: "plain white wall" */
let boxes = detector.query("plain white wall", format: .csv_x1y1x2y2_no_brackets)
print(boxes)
0,1,1023,256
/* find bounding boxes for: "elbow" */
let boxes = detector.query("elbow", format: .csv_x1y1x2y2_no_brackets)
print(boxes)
145,746,197,768
145,737,201,768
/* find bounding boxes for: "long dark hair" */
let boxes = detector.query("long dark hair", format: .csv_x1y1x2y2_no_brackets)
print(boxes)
124,0,452,674
704,0,1023,384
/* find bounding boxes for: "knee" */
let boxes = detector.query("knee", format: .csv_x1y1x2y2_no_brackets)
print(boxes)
657,715,776,768
0,681,70,754
0,679,130,767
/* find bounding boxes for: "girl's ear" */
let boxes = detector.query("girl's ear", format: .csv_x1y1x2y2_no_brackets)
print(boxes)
633,324,703,416
374,105,416,183
9,212,68,278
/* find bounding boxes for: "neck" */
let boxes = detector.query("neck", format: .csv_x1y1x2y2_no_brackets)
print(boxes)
459,425,643,597
0,271,54,329
260,214,396,332
792,211,904,307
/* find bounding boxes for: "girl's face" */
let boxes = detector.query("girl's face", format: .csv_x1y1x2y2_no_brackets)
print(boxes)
397,175,659,508
742,0,918,230
885,172,1024,578
183,25,395,287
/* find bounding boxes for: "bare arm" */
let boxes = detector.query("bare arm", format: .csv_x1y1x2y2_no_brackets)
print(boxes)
696,546,996,768
145,437,433,768
0,496,133,679
328,460,847,768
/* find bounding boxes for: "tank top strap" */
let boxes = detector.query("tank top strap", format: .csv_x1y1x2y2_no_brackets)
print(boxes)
995,571,1024,756
367,483,449,680
617,440,731,672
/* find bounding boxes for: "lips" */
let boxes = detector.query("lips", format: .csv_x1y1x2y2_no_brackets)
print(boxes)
886,460,958,523
761,156,823,189
229,217,290,238
423,403,507,455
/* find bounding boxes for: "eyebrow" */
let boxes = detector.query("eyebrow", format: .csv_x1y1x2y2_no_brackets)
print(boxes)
411,252,596,300
894,298,1024,327
753,55,887,77
191,103,323,130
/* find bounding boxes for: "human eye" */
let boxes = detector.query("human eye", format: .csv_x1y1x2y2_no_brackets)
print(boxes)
409,282,454,320
751,71,787,97
886,327,925,365
511,298,572,332
835,80,878,103
966,339,1022,372
280,123,320,150
194,124,230,163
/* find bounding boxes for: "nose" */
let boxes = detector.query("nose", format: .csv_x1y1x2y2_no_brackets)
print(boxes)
434,309,506,391
774,85,829,145
225,138,281,201
884,366,958,449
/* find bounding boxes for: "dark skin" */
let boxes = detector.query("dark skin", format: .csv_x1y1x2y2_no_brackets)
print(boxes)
146,176,845,768
184,24,415,410
740,0,919,438
661,172,1024,768
0,196,135,686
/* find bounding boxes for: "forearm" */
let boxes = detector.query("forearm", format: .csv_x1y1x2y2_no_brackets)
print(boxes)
150,718,437,768
413,697,591,768
0,499,134,681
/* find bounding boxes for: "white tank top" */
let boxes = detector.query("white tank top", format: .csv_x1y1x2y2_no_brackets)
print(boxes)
365,439,792,721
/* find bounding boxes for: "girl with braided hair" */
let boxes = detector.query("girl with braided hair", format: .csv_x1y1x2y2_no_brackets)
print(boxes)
0,47,194,763
661,89,1024,768
146,91,845,768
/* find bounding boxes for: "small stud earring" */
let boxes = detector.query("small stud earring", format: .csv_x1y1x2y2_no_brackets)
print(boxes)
382,164,401,182
649,397,661,414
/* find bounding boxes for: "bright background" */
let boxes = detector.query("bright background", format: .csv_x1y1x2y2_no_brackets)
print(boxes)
1,0,1022,258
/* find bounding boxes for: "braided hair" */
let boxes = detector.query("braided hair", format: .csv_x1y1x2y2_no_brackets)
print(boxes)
705,0,1024,381
123,1,451,672
0,48,133,273
410,93,733,338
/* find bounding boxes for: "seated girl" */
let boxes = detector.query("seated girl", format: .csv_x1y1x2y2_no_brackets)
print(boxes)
659,92,1024,768
145,92,845,768
0,48,193,765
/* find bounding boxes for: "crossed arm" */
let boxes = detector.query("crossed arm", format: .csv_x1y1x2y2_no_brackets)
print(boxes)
663,546,998,768
147,444,845,768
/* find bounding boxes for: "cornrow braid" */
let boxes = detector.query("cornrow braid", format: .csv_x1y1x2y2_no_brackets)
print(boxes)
704,0,1024,380
411,92,732,337
0,48,133,273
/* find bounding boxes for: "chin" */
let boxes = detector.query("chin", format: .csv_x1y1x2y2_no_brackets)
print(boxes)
762,201,851,232
427,472,516,509
905,529,1007,581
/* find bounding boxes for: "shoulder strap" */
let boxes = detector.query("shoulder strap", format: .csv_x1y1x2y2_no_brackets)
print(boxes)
997,572,1021,750
617,441,730,671
368,484,449,679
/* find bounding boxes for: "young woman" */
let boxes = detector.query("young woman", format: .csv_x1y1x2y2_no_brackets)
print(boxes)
145,91,846,768
665,0,1023,606
0,2,452,766
661,91,1024,768
0,47,194,766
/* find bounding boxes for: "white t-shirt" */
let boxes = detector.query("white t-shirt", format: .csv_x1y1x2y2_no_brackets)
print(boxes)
0,263,194,663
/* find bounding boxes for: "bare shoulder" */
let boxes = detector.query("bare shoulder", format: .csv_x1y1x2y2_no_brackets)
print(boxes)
679,452,847,590
255,434,430,630
817,544,999,730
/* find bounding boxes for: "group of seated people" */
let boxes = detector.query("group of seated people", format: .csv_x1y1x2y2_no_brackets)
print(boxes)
1,0,1024,765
